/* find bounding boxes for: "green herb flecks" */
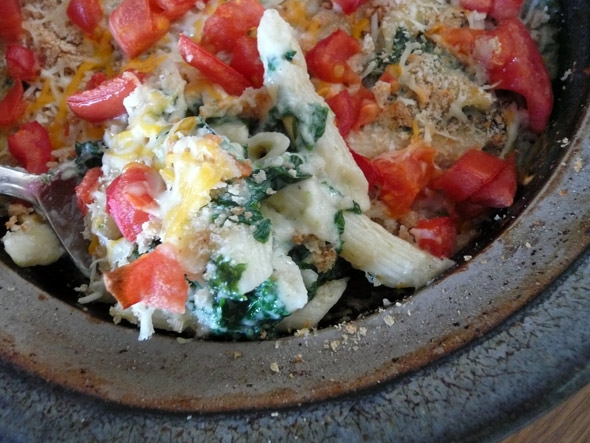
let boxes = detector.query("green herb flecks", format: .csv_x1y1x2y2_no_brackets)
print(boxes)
202,272,289,339
289,244,352,299
75,140,106,170
210,153,311,243
206,255,247,302
263,102,328,152
283,50,296,61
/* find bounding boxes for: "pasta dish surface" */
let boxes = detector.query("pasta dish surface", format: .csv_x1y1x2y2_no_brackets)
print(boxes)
0,0,556,339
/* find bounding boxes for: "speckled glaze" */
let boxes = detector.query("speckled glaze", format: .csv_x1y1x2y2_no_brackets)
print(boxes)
0,1,588,440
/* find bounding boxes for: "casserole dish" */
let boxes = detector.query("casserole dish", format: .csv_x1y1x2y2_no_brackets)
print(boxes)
0,0,588,440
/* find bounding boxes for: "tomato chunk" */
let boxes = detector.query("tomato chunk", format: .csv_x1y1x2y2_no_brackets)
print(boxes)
305,30,362,85
8,122,53,174
411,217,457,258
67,71,142,122
332,0,369,15
0,0,22,42
350,148,381,192
470,153,517,207
152,0,195,20
0,81,26,128
437,19,552,132
230,35,264,89
431,149,506,202
106,163,165,242
103,243,189,313
327,87,378,137
6,45,38,81
85,72,107,90
178,34,252,96
460,0,524,20
109,0,170,59
327,90,357,137
200,0,264,53
67,0,104,36
372,142,437,217
75,167,103,214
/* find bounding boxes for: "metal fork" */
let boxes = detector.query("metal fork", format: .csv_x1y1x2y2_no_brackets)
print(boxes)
0,165,91,277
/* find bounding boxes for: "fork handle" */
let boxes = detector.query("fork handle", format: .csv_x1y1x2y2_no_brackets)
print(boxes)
0,165,40,205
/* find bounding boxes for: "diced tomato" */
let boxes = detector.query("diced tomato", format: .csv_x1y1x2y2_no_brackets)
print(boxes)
460,0,524,20
106,163,165,242
327,87,378,137
103,243,189,313
151,0,195,20
327,90,357,137
470,153,517,207
67,0,104,36
431,149,506,202
6,45,38,81
7,122,53,174
229,35,264,89
178,34,252,96
455,200,488,219
67,71,142,122
109,0,170,59
305,30,362,85
332,0,369,15
75,167,103,214
0,0,22,42
372,142,437,217
460,0,492,12
410,217,457,258
490,0,524,19
350,148,381,193
437,19,553,132
85,72,107,90
200,0,264,53
0,81,26,128
353,89,379,131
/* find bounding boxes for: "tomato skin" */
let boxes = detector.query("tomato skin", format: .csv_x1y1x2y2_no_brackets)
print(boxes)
411,217,457,258
75,167,103,214
67,0,104,36
332,0,369,15
0,0,22,42
106,163,165,242
490,0,524,19
460,0,524,20
437,19,552,132
305,30,362,85
327,87,378,137
109,0,170,59
0,81,26,128
229,35,264,89
484,19,552,132
152,0,195,20
431,149,506,202
178,34,252,96
460,0,492,12
67,71,142,122
104,243,188,313
372,143,437,217
327,90,357,137
8,122,53,174
349,149,381,192
200,0,264,53
470,153,517,207
6,44,38,81
85,72,107,90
